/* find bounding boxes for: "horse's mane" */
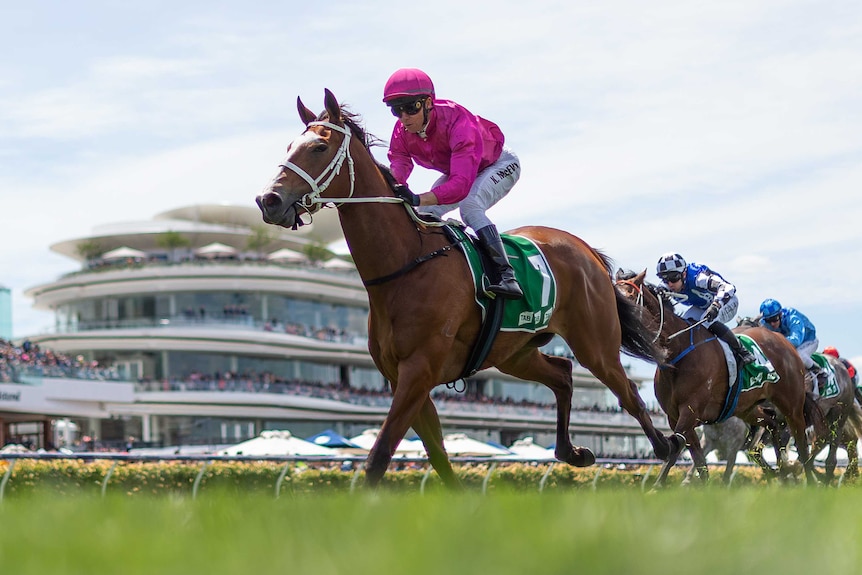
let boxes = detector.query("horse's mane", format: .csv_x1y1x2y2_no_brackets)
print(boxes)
317,106,384,150
318,106,400,192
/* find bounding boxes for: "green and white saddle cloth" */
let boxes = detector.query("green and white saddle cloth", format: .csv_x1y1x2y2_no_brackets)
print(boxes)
736,334,781,391
812,352,840,399
449,226,557,333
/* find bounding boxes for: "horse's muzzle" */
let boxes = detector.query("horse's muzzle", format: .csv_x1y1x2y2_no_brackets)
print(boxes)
256,192,290,226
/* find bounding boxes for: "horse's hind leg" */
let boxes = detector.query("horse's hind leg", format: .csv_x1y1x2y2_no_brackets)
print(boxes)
411,397,460,488
497,349,595,466
571,340,680,461
844,427,859,480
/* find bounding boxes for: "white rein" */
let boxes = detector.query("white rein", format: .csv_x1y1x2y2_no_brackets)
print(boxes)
279,120,444,227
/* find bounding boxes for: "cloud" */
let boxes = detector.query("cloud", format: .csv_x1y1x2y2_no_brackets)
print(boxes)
2,0,861,365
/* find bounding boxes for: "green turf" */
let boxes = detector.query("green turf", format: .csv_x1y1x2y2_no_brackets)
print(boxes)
1,488,860,574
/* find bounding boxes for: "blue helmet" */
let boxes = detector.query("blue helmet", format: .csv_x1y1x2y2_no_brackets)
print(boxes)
760,298,782,320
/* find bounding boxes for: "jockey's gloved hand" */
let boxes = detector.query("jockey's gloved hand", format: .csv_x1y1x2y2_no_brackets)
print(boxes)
393,184,420,206
704,302,721,322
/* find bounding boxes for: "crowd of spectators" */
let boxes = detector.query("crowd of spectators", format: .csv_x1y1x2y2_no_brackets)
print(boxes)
135,369,664,418
1,339,663,420
264,319,351,342
0,339,121,383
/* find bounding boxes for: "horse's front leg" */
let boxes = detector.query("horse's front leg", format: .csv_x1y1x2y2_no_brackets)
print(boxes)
651,414,688,489
365,359,437,487
745,436,776,483
411,396,461,489
823,414,846,485
684,426,709,485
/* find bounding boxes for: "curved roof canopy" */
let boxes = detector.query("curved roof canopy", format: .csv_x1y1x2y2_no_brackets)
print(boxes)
50,204,345,262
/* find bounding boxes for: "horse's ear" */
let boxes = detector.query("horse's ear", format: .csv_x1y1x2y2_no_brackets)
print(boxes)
635,269,647,285
323,88,342,123
297,96,316,126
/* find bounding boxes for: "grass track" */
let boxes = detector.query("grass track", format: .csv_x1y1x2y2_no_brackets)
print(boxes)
1,488,861,574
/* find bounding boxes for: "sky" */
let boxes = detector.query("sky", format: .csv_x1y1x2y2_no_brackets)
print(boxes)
1,0,861,377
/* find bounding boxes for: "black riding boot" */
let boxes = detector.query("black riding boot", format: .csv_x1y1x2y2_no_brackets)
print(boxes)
475,225,523,299
708,321,756,365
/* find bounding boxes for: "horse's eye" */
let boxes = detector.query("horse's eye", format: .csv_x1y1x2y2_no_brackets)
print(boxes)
313,143,327,153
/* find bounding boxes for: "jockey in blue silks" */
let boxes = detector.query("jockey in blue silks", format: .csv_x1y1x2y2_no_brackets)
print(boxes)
656,252,756,366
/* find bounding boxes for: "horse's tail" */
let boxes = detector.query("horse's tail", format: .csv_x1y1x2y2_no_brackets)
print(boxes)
803,392,828,440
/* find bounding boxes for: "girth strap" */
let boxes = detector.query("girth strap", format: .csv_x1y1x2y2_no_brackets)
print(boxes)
363,240,463,287
457,293,505,380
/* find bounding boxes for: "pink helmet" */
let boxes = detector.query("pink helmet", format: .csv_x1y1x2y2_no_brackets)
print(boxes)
382,68,435,103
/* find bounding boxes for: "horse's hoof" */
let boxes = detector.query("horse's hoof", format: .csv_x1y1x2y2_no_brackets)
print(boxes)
558,446,596,467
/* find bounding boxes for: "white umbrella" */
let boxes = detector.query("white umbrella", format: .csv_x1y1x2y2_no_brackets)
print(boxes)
443,433,512,456
813,446,849,464
266,248,306,262
505,437,556,460
348,428,426,457
194,242,237,257
322,258,355,269
101,246,146,260
218,430,336,456
705,451,750,464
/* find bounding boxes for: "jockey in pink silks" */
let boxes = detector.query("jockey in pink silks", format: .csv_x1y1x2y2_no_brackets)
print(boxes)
382,67,523,299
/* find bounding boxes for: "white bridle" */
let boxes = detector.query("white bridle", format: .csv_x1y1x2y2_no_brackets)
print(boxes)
278,121,356,211
275,119,445,227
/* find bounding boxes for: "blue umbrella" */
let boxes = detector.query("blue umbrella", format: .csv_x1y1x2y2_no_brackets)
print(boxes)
305,429,363,449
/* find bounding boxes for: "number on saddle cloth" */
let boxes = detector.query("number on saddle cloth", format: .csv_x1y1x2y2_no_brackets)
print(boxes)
711,335,780,424
736,335,780,391
444,225,557,333
811,352,840,399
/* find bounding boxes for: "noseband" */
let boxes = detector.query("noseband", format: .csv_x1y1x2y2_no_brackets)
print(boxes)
279,121,356,212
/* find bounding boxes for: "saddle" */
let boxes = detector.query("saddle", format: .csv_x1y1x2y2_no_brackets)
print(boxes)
709,335,780,423
811,353,839,399
441,223,558,379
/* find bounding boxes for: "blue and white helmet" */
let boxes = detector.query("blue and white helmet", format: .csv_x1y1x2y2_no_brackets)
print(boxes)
656,253,686,277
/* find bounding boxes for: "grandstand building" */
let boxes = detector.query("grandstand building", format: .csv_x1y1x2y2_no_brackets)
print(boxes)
3,204,667,455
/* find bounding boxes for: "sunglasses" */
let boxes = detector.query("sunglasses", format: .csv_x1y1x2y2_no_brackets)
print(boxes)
765,315,781,323
661,272,683,283
389,99,425,117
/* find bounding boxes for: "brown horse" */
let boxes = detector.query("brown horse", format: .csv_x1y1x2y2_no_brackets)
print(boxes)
615,270,823,487
738,318,862,484
807,357,862,484
255,89,683,487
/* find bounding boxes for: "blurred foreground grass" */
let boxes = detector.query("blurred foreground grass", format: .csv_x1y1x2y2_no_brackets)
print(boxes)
1,487,860,575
